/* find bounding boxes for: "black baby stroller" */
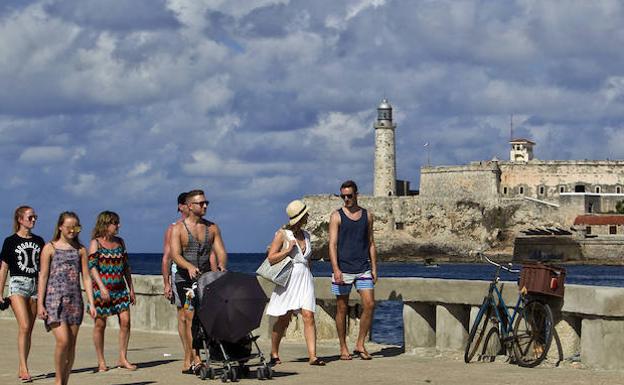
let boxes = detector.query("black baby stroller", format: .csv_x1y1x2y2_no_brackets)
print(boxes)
192,271,273,382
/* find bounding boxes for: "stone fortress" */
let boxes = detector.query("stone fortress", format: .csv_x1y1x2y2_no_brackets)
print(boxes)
304,99,624,262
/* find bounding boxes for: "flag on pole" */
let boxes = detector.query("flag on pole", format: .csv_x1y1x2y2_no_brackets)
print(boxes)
424,142,429,147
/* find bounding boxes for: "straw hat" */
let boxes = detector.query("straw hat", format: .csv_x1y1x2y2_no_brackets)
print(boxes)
286,200,309,226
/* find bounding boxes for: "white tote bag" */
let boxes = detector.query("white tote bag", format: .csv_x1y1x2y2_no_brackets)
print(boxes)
256,230,293,287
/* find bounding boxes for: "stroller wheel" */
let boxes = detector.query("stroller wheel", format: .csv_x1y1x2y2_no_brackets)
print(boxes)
199,366,209,380
257,367,265,380
230,367,239,382
221,370,229,383
208,367,216,380
265,366,273,379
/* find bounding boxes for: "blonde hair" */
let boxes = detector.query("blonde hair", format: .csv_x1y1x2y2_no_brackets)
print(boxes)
91,211,120,239
52,211,82,247
13,205,32,233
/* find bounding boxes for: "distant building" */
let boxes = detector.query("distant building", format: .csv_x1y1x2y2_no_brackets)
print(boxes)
573,215,624,236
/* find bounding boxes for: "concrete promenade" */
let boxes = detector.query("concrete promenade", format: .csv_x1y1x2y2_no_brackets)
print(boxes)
1,319,622,385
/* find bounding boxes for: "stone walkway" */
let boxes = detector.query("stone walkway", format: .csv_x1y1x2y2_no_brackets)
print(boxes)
0,319,621,385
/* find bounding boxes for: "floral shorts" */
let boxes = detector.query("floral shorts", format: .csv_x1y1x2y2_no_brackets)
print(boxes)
9,276,38,299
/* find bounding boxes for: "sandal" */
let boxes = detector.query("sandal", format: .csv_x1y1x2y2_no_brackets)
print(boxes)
353,350,373,360
181,365,194,374
269,356,281,366
339,353,352,360
309,358,326,366
19,375,33,383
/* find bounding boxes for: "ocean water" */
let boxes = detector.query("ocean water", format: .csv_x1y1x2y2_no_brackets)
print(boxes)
130,253,624,346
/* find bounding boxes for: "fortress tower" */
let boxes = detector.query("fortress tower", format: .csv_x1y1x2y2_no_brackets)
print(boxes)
374,99,397,196
509,138,535,162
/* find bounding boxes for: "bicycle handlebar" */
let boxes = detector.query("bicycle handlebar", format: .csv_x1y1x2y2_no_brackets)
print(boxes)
479,253,520,274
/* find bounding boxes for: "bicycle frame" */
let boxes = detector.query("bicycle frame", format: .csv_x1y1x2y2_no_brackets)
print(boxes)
486,281,523,341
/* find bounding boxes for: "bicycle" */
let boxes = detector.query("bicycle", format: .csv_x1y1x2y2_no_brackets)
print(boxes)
464,254,554,368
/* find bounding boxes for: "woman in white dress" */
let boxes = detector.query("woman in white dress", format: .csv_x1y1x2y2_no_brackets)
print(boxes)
265,200,325,366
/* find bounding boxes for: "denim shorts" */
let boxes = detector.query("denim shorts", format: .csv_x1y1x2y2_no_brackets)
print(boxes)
9,276,38,299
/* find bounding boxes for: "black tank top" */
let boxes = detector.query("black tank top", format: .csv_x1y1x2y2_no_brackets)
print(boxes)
337,208,371,273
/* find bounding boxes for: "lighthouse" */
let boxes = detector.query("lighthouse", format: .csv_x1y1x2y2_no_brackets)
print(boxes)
374,99,397,197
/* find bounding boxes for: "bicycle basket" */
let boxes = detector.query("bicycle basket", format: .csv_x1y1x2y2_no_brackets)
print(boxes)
519,263,566,298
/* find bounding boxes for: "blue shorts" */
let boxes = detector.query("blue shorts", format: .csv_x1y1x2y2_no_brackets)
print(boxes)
331,270,374,296
9,276,37,299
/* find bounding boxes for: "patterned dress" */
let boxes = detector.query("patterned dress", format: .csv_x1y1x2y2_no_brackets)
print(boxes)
44,247,84,330
88,242,131,317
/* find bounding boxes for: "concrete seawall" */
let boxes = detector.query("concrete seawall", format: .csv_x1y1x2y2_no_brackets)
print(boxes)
3,275,624,370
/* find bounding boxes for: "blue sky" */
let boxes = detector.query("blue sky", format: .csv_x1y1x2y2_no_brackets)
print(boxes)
2,0,624,252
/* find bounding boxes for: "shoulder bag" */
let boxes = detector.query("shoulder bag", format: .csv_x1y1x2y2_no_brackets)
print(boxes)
256,230,293,287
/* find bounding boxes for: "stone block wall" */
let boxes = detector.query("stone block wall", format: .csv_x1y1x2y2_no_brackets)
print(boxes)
419,162,501,201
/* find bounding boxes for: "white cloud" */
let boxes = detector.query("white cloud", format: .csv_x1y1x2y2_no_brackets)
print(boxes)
128,162,152,177
63,173,96,196
182,150,285,177
18,146,66,164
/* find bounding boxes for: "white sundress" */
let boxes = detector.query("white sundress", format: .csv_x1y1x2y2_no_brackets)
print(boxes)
266,229,316,316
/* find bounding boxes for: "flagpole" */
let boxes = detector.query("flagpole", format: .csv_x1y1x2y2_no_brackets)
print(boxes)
424,142,430,166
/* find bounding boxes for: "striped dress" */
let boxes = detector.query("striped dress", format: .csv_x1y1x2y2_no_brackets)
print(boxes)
88,241,131,317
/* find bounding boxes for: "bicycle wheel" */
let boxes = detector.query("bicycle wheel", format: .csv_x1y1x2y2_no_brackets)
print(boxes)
480,326,504,362
464,298,493,363
512,300,554,367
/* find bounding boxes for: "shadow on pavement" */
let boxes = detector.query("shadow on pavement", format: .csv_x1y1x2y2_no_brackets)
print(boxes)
111,382,157,385
373,346,403,358
135,359,178,369
37,358,178,378
269,370,298,378
319,346,403,362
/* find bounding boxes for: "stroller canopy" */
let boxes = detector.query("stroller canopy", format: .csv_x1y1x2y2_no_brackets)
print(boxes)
197,271,268,343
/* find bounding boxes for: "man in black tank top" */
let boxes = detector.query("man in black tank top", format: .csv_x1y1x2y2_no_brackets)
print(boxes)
170,189,228,373
329,180,377,361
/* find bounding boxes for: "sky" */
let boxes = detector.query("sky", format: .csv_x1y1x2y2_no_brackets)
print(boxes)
2,0,624,252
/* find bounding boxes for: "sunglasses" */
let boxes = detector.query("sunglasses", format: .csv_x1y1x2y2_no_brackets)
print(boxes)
63,225,81,233
190,201,209,207
340,194,354,200
26,215,38,221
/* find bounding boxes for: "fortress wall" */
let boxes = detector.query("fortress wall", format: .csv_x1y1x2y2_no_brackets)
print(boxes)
500,161,624,198
302,187,616,260
419,163,501,201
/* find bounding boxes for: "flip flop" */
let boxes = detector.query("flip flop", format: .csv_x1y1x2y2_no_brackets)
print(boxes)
269,356,282,366
19,375,33,383
339,353,352,360
353,350,373,360
181,365,194,374
309,358,326,366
